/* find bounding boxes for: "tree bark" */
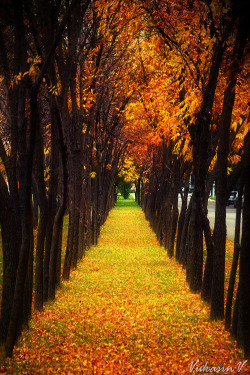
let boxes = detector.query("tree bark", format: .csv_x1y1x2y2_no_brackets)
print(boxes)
201,215,214,303
225,178,243,330
5,88,38,357
176,170,190,261
188,30,228,293
238,132,250,358
179,195,193,267
0,175,19,343
48,103,68,300
169,160,180,257
211,16,249,320
34,117,48,312
63,213,73,280
43,114,59,302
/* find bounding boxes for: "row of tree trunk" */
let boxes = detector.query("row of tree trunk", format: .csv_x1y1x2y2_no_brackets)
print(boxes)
135,5,250,358
0,0,128,357
137,132,250,360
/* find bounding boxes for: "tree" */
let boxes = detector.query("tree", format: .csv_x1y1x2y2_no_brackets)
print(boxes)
0,0,92,357
211,6,249,319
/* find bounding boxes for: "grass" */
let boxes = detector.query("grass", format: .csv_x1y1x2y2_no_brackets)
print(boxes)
1,197,248,374
209,196,216,201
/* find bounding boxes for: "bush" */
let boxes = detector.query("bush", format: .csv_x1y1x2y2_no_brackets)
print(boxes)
119,181,132,199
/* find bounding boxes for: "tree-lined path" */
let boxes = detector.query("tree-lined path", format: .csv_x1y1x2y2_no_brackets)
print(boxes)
2,198,249,374
1,0,250,361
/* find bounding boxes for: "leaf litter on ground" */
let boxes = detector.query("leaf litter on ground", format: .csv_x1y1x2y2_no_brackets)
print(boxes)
1,198,249,374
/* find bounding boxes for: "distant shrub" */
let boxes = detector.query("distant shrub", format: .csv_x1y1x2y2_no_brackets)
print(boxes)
119,181,132,199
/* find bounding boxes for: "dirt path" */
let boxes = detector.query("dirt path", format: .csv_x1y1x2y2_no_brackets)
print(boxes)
2,198,249,374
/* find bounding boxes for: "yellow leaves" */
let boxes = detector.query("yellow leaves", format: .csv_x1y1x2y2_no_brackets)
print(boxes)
209,152,217,173
173,142,180,156
11,55,42,87
200,29,207,38
230,154,241,165
90,171,96,178
231,114,250,157
0,142,11,182
44,166,50,182
44,147,50,156
4,199,249,375
13,72,23,85
231,121,238,132
81,89,95,112
28,65,36,77
82,123,87,134
27,55,42,65
0,158,7,181
118,155,140,182
47,85,59,96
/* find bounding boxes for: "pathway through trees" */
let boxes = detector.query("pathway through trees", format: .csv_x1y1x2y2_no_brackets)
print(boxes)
2,199,249,374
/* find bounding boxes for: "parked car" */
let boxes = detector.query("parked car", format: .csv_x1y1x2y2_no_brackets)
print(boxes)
226,191,244,208
227,191,238,207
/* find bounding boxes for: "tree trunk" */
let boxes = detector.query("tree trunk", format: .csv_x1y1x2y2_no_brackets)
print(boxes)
63,213,73,280
211,17,248,320
0,176,19,343
231,285,239,339
44,105,59,302
136,178,141,205
32,182,39,229
176,171,190,261
71,210,80,269
179,195,193,267
225,179,243,330
238,132,250,358
34,121,48,312
5,88,38,357
56,223,63,288
169,160,180,257
91,175,98,245
48,199,65,300
78,202,86,260
188,30,227,293
186,179,204,292
48,106,68,300
22,223,34,327
201,215,214,302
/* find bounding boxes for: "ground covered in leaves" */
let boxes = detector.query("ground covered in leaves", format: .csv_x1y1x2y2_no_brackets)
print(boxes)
1,198,249,374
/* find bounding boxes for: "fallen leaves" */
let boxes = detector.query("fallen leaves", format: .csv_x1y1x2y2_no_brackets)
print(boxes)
2,199,249,374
